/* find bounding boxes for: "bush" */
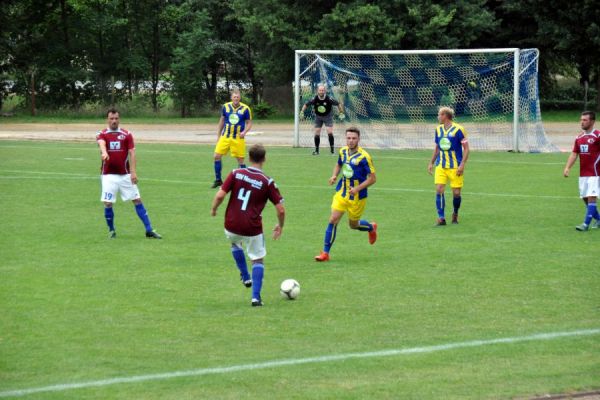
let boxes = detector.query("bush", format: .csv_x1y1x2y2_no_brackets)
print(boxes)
541,82,598,110
252,101,276,119
540,100,591,111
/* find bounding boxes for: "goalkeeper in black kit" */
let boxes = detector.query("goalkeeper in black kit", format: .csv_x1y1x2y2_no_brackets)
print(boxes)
301,84,345,155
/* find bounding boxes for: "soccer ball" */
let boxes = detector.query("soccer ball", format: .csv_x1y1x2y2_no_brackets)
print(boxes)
280,279,300,300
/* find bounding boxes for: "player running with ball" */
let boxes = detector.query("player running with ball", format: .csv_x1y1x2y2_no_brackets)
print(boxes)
211,144,285,306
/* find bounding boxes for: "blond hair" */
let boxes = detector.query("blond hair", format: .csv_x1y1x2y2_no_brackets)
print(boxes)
438,106,455,120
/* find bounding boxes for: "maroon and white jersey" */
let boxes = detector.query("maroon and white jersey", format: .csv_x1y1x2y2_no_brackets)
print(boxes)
222,167,283,236
96,128,135,175
572,129,600,177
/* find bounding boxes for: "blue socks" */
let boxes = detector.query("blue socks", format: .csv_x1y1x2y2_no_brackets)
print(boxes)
214,159,222,181
585,202,598,225
324,223,337,253
252,263,264,300
135,203,153,232
104,207,115,231
453,196,461,215
231,245,250,281
357,220,373,232
436,193,445,219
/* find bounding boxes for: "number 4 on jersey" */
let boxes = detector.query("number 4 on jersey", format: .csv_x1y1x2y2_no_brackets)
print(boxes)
237,188,252,211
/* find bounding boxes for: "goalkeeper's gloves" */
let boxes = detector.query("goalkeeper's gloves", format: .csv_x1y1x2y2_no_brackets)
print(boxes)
338,113,345,121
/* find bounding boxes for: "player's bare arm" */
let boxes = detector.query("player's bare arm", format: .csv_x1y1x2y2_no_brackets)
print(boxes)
240,119,252,139
216,116,225,141
350,173,376,196
428,146,440,175
329,164,341,185
98,139,109,161
273,203,285,240
210,189,227,216
128,148,138,184
457,140,470,176
563,152,578,177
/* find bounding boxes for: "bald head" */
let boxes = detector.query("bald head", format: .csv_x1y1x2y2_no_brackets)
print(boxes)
317,85,327,98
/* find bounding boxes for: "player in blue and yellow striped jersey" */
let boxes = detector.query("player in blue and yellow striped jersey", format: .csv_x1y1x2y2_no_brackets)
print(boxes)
427,106,470,225
211,89,253,188
315,127,377,262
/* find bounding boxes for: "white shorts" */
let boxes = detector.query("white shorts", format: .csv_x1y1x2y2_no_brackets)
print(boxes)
100,174,141,203
578,176,600,198
224,229,266,261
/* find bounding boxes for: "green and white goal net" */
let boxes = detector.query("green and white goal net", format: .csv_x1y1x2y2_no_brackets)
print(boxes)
294,49,557,152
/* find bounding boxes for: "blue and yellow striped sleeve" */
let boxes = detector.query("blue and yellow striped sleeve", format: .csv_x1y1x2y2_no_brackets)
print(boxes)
363,152,375,174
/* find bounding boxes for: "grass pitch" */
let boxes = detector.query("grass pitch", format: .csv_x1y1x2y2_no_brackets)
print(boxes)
0,141,598,399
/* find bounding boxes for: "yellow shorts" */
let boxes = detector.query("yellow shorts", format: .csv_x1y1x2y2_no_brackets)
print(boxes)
215,136,245,158
434,165,464,188
331,192,367,221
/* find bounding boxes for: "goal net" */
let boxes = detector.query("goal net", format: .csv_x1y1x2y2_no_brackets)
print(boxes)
294,49,557,152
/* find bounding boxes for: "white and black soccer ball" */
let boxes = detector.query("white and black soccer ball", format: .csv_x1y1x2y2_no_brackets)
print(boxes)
280,279,300,300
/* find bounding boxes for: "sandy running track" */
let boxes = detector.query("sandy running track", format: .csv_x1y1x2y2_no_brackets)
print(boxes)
0,122,577,151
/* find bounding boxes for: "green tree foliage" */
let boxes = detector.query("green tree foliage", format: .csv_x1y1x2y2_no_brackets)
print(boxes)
170,5,213,116
1,0,596,113
309,3,404,49
520,0,599,110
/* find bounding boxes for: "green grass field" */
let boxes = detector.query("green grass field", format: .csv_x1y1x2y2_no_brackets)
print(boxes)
0,141,598,399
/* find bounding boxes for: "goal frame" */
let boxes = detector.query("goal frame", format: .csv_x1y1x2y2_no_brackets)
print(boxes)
294,48,525,151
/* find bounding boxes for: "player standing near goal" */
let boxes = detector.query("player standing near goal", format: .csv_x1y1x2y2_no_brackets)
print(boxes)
427,106,470,226
301,84,345,155
563,111,600,231
315,127,377,262
211,89,253,188
211,144,285,306
97,108,162,239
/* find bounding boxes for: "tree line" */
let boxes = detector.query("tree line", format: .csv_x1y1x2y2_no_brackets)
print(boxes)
1,0,599,115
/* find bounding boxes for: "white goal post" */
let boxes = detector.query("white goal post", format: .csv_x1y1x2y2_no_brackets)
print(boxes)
294,49,557,152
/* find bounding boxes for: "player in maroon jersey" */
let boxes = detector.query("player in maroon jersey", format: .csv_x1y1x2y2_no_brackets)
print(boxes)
210,144,285,307
563,111,600,231
96,108,161,239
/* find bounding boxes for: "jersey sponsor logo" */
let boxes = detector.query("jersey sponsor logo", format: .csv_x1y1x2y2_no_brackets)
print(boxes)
581,144,589,153
235,172,263,189
342,163,354,178
317,105,327,113
109,141,121,150
228,113,240,125
439,137,451,151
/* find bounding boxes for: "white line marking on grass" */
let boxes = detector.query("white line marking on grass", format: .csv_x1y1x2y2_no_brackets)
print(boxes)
2,170,92,176
0,328,598,398
0,144,565,165
0,176,96,180
0,170,577,199
63,157,85,160
365,155,565,166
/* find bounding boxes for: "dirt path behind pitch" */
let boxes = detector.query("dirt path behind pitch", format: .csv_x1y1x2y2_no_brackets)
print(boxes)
0,121,577,151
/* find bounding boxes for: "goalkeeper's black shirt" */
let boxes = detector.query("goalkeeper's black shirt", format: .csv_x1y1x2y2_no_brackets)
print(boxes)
306,95,339,117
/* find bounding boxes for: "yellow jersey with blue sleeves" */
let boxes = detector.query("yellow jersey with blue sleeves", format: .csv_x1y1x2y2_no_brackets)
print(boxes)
435,122,467,168
335,146,375,200
221,102,252,139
